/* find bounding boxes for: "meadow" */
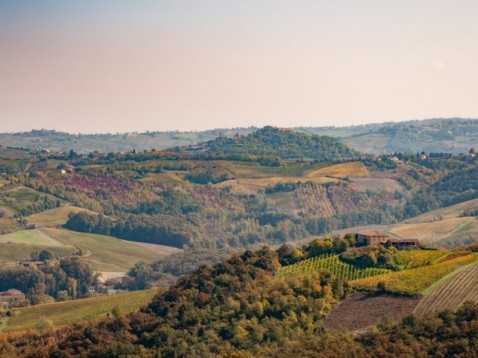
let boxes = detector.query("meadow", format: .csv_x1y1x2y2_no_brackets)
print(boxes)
2,289,158,332
43,228,163,271
26,206,97,227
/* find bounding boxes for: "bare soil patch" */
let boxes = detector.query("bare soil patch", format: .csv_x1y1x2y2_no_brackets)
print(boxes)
324,293,419,332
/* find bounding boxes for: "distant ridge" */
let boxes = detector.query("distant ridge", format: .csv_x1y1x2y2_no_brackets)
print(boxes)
0,118,477,154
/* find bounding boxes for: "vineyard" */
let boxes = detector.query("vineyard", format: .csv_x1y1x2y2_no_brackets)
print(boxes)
413,262,478,317
277,253,390,281
294,184,336,218
352,253,478,296
392,250,449,269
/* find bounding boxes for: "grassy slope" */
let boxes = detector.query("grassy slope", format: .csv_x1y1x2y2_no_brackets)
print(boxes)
1,186,64,214
0,243,76,262
26,206,97,227
382,198,478,248
43,228,163,271
306,162,370,178
0,229,64,246
2,289,158,332
433,218,478,248
389,218,475,245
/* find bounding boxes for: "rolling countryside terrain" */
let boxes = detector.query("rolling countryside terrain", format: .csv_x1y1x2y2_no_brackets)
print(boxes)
1,289,158,332
1,122,478,356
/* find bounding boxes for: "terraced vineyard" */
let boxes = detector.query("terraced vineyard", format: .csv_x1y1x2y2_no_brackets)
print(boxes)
393,250,449,269
413,262,478,317
277,253,390,281
352,253,478,296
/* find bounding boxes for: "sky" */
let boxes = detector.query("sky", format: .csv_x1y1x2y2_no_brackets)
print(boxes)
1,0,478,133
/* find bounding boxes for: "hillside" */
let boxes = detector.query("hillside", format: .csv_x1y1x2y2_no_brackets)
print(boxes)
1,289,157,332
2,243,478,357
2,118,476,155
191,126,360,161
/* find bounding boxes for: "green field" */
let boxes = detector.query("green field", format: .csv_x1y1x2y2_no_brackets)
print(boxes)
1,186,64,214
2,289,158,332
0,242,77,262
0,229,64,246
26,206,97,227
43,228,164,271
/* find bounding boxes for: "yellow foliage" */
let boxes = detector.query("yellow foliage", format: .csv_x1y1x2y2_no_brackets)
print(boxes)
352,253,478,295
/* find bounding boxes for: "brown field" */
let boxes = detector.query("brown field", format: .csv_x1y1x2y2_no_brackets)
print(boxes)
405,198,478,224
0,217,19,233
324,293,419,332
216,176,338,194
349,177,403,192
432,218,478,248
306,162,370,178
389,217,474,245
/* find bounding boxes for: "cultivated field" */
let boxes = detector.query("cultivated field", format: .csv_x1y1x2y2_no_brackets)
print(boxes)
349,177,403,192
0,242,76,262
432,218,478,248
0,217,19,233
2,289,158,332
306,162,370,178
389,217,475,245
392,250,449,269
26,206,96,227
413,262,478,317
324,293,419,332
0,229,65,247
404,198,478,224
352,253,478,296
43,228,165,271
2,186,62,214
277,253,390,281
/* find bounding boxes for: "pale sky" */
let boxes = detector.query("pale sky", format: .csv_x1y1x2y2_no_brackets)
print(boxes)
1,1,477,133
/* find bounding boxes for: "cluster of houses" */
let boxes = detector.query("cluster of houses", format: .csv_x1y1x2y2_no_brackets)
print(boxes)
355,232,419,249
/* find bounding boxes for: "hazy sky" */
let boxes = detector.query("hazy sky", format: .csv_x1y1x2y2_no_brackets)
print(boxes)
1,1,477,133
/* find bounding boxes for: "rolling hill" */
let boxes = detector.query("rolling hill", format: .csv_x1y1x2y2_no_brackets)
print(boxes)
1,118,476,155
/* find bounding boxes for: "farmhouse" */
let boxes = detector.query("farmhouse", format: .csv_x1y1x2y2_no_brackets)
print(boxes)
0,289,25,304
355,232,419,249
19,260,45,268
387,238,419,249
355,232,390,246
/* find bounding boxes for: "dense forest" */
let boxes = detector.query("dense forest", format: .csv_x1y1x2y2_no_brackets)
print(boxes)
192,126,360,161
